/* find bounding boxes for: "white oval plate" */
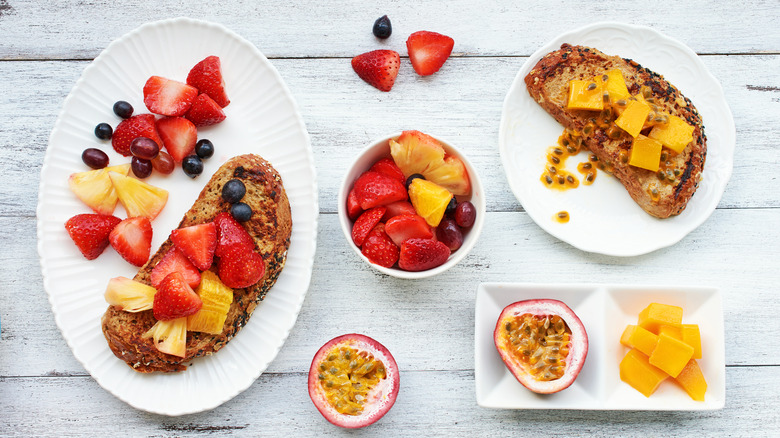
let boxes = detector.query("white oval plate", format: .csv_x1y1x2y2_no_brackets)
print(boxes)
37,18,318,416
499,22,735,256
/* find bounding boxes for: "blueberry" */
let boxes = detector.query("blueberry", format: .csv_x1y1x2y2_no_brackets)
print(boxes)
222,179,246,203
372,15,392,39
182,155,203,178
113,101,134,119
445,197,457,216
405,173,425,189
195,139,214,159
230,202,253,222
94,123,113,140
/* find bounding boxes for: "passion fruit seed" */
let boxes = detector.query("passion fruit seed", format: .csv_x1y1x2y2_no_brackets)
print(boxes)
319,345,387,416
504,314,571,382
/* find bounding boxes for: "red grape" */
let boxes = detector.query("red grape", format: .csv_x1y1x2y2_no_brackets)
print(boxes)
454,201,476,228
436,219,463,251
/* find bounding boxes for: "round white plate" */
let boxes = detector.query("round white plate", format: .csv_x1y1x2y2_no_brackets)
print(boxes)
499,22,734,256
37,18,318,415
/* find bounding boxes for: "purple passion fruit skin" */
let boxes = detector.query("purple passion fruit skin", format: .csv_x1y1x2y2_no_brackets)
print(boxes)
308,334,400,429
494,299,588,394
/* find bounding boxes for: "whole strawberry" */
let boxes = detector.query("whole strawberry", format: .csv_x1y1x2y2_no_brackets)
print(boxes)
65,214,121,260
351,50,400,92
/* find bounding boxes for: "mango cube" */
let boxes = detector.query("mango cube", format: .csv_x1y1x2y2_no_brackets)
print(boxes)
649,333,694,378
620,349,669,397
658,324,683,340
629,135,663,172
681,324,702,359
638,302,683,333
620,324,659,356
648,115,694,153
615,99,651,138
673,359,707,401
604,69,630,102
567,79,604,110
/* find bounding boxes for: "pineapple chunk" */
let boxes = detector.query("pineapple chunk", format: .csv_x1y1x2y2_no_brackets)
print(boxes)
109,172,169,219
143,317,187,357
68,164,131,215
389,130,471,196
629,135,663,172
187,271,234,334
104,276,156,312
408,179,453,227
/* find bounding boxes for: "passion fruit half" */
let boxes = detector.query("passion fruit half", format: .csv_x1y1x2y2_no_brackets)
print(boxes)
308,334,399,428
494,299,588,394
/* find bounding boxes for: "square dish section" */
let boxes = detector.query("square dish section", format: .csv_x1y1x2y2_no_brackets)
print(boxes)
475,283,724,410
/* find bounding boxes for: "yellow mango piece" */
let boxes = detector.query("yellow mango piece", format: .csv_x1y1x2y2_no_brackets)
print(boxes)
648,115,694,153
567,79,604,110
620,324,659,356
638,302,683,334
603,69,630,102
681,324,702,359
673,359,707,401
620,325,635,346
649,333,694,378
658,324,683,340
615,98,651,138
620,349,669,397
628,135,663,172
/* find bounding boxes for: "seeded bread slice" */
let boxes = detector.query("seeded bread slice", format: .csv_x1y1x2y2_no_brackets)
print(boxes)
525,44,707,218
101,154,292,372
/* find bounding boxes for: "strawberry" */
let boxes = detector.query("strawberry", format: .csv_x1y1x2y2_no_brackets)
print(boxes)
352,171,408,210
213,212,254,257
109,216,153,267
361,224,399,268
184,93,226,127
64,214,121,260
187,56,230,107
156,116,198,162
218,245,265,289
153,272,203,321
112,114,163,157
151,246,201,289
347,189,363,221
143,76,198,117
170,222,217,271
384,214,434,247
398,238,451,272
351,50,400,92
382,200,417,221
406,31,455,76
370,157,406,185
351,207,386,247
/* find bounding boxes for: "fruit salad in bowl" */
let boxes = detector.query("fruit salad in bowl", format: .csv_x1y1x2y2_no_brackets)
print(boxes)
339,131,485,279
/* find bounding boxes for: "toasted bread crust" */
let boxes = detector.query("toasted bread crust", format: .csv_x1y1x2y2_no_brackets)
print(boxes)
101,154,292,372
525,44,706,218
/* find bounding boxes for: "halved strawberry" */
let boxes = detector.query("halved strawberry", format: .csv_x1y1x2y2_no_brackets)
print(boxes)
218,245,265,289
112,114,163,157
384,214,434,247
184,93,226,127
351,207,386,247
370,157,406,185
64,214,121,260
187,56,230,107
351,50,400,92
109,216,153,267
170,222,217,271
361,224,399,268
150,246,201,289
352,171,408,210
382,201,417,221
406,31,454,76
156,116,198,162
143,76,198,117
347,189,363,221
213,212,254,257
153,272,203,321
398,238,451,272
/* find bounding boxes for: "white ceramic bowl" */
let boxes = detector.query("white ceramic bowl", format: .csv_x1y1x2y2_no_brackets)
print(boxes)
338,132,486,279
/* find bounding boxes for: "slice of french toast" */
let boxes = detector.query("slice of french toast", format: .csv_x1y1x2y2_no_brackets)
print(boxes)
525,44,707,218
101,154,292,372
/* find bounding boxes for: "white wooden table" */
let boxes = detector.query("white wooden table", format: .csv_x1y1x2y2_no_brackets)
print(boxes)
2,1,779,436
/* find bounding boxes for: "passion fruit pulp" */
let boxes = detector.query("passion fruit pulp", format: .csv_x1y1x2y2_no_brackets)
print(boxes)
494,299,588,394
308,334,399,429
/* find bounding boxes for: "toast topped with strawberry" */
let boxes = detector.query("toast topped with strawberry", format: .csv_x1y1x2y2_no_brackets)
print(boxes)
101,154,292,372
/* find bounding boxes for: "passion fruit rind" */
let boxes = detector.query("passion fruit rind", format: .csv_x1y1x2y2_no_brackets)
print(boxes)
308,334,400,429
494,299,588,394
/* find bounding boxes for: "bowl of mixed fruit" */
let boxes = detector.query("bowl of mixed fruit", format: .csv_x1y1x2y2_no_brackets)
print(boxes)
339,130,485,279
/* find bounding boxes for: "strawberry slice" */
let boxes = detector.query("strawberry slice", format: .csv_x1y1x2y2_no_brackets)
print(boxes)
170,222,217,271
151,246,201,289
406,31,455,76
217,245,265,289
64,214,121,260
109,216,153,267
153,272,203,321
184,93,226,127
398,238,451,272
187,56,230,107
213,212,254,257
384,214,434,247
156,116,198,162
351,50,400,92
351,207,386,247
143,76,199,117
382,201,417,221
369,157,406,185
347,188,363,221
361,224,399,268
352,171,408,210
112,114,163,157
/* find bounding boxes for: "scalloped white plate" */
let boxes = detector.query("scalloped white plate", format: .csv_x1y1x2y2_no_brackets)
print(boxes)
37,18,318,416
499,22,735,256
